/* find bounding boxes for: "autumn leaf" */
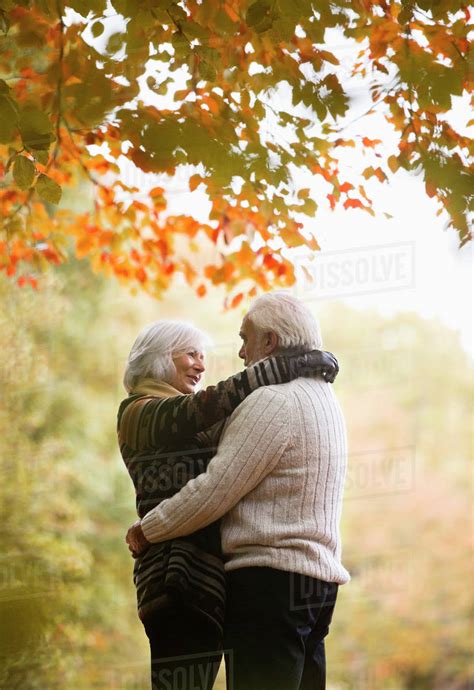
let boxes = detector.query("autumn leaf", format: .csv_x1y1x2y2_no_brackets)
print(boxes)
36,174,62,205
13,155,36,190
189,174,204,191
339,182,354,193
362,137,382,148
230,292,244,308
343,198,364,210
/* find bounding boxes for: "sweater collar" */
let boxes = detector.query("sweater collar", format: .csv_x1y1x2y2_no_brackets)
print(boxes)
129,378,183,398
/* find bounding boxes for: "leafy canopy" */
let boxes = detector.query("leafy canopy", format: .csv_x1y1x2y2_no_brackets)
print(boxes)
0,0,472,301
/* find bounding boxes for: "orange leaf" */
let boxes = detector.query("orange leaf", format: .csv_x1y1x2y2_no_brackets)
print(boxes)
224,3,239,22
201,96,220,115
343,198,364,209
327,194,336,210
339,182,354,193
263,254,279,269
312,165,332,183
362,137,382,147
136,268,147,283
196,284,207,297
189,174,203,192
76,236,95,259
150,186,165,198
425,183,437,198
231,293,244,308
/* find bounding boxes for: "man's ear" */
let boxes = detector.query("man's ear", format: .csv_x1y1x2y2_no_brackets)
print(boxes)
263,330,279,355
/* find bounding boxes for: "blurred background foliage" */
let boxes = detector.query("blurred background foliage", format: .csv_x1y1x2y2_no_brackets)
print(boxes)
0,260,472,690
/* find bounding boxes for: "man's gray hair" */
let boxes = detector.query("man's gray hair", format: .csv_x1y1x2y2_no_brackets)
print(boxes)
123,320,211,393
246,291,322,352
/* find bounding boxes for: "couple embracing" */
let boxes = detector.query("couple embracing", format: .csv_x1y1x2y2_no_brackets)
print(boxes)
118,291,350,690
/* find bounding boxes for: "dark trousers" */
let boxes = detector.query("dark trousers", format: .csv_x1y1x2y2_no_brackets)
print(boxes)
224,567,339,690
143,604,222,690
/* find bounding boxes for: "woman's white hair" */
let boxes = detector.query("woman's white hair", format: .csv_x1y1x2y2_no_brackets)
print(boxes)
123,320,211,393
246,291,322,352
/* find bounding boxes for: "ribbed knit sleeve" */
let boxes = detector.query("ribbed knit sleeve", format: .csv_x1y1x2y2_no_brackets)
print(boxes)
141,387,289,542
118,350,326,450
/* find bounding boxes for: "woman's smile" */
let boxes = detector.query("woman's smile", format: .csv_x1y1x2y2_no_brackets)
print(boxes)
170,351,205,393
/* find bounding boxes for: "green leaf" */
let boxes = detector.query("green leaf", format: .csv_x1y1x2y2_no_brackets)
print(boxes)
313,99,327,122
182,20,211,42
269,17,295,42
150,6,174,22
13,155,36,190
91,20,104,37
0,95,18,143
246,0,272,27
168,3,187,23
66,0,107,14
30,148,49,166
171,31,189,55
320,74,348,119
198,47,221,66
19,106,54,150
398,6,412,25
301,198,318,216
106,32,125,55
198,61,217,82
36,174,62,205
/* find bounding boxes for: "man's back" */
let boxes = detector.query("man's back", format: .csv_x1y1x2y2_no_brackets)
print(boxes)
220,377,350,585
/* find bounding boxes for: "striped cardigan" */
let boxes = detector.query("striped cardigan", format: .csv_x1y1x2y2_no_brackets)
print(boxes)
117,351,334,632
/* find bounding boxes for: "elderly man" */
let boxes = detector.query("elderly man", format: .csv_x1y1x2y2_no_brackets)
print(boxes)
127,291,350,690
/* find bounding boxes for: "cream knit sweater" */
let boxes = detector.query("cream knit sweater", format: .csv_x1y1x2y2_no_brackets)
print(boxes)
141,378,351,585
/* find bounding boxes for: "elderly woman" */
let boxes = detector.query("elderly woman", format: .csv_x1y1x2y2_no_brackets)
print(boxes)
117,320,338,690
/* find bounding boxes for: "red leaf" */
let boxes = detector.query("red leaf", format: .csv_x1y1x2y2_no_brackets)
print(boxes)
327,194,336,210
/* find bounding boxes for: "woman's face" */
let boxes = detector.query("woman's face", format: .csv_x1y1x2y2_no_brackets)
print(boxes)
169,350,205,394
